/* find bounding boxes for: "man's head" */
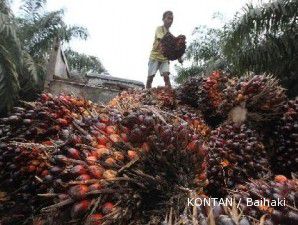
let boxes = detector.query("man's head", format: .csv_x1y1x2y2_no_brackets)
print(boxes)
162,11,173,29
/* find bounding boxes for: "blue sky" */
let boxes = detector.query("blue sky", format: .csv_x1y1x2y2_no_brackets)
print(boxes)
12,0,262,86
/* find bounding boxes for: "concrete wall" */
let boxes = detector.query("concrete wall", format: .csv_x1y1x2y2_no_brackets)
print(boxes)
49,79,120,104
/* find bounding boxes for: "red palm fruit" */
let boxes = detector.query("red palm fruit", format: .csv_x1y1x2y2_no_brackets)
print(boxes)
41,170,49,177
71,165,87,176
274,175,288,183
127,150,138,160
89,165,104,179
87,213,103,225
99,113,110,124
77,174,92,181
102,202,114,214
120,133,128,142
27,165,36,173
90,150,99,158
109,134,122,143
97,135,109,145
106,126,117,134
41,93,49,101
42,140,53,146
86,156,98,164
187,140,200,151
71,200,90,218
89,183,102,191
57,118,68,126
113,151,124,161
95,148,110,158
67,148,80,160
105,157,116,166
69,185,89,200
103,170,117,180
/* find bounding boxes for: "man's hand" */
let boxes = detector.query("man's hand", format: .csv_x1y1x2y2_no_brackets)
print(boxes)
178,57,183,64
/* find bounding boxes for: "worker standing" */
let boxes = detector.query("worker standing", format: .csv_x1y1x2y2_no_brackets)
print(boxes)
146,11,182,89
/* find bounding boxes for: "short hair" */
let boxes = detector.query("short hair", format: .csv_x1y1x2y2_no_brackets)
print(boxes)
162,11,173,20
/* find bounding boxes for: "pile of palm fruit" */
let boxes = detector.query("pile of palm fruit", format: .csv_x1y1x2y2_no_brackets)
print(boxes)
0,70,297,225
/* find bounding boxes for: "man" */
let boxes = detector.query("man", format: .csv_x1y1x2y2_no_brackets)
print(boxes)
146,11,182,89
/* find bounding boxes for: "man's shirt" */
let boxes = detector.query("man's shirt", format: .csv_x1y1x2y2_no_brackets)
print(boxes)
150,26,168,62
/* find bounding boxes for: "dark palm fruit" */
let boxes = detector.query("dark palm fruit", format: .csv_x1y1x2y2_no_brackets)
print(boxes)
69,185,89,200
176,76,204,108
230,177,297,225
71,165,87,176
159,33,186,60
206,123,271,197
272,98,298,176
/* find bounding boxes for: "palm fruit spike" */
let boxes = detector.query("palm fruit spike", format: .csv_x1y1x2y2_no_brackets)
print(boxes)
160,32,186,61
206,122,272,197
99,109,206,225
230,176,298,225
197,71,232,127
272,98,298,176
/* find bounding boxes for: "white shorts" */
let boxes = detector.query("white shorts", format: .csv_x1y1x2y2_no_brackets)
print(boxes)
148,59,170,77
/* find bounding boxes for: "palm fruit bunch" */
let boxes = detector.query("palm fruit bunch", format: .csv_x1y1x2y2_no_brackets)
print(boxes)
271,98,298,176
0,143,52,224
160,32,186,60
92,109,206,225
206,122,272,197
109,87,211,140
176,76,204,108
0,93,129,224
196,71,235,127
230,175,298,225
219,74,286,123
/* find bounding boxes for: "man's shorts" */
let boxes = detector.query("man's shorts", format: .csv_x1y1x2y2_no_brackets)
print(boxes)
148,59,169,77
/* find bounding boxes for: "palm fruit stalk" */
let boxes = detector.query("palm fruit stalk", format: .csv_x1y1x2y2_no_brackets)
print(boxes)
160,32,186,61
230,175,298,225
206,122,272,197
272,98,298,176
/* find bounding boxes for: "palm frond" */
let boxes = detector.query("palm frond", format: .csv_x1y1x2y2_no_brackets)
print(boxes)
0,45,19,114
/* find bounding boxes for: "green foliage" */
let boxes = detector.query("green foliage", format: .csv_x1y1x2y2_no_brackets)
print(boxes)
0,2,20,114
65,49,106,75
0,0,105,114
177,0,297,97
175,25,231,84
224,0,297,97
174,65,203,84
